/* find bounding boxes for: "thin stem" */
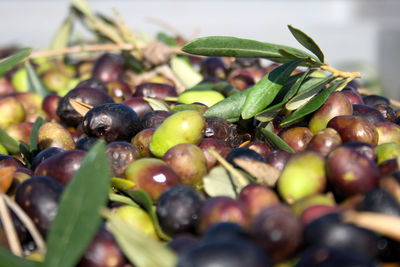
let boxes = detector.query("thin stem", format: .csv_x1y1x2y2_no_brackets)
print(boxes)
0,194,23,256
3,195,47,254
29,43,190,60
320,64,361,79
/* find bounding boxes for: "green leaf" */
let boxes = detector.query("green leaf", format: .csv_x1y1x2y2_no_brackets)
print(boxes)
29,117,45,154
182,36,321,64
170,56,203,88
123,189,171,241
203,166,247,198
0,128,19,155
157,32,178,46
285,76,335,111
42,140,110,267
241,60,300,119
204,89,249,122
143,97,170,111
102,209,177,267
0,48,31,77
25,61,51,97
288,25,325,63
109,193,139,207
281,79,348,126
282,69,313,102
69,0,92,17
260,128,295,153
49,14,75,59
19,141,32,168
0,246,37,267
254,102,285,122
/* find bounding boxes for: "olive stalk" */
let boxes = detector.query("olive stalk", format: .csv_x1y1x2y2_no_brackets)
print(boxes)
0,194,22,257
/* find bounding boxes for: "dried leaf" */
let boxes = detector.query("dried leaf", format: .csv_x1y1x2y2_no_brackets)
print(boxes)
203,166,243,198
68,98,92,117
233,158,280,187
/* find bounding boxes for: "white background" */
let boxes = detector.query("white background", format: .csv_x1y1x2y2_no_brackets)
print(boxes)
1,0,400,99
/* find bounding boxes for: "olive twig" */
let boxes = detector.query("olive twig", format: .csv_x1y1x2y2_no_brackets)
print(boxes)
320,64,361,79
29,43,190,60
0,194,23,256
3,195,47,255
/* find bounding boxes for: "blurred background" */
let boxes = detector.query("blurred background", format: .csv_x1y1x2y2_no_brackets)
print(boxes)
1,0,400,99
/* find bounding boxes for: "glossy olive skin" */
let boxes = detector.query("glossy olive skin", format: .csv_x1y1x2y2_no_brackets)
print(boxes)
199,138,232,171
356,188,400,216
106,80,132,103
238,184,279,219
156,185,204,237
246,141,273,158
106,141,139,178
91,53,125,83
327,115,378,146
42,94,61,122
162,143,207,188
352,104,386,124
31,147,64,170
133,82,177,99
374,103,397,123
362,94,390,106
56,87,114,127
306,128,342,157
308,92,353,134
77,226,127,267
122,97,153,120
177,239,272,267
15,176,63,237
250,204,303,261
304,214,380,259
83,103,142,143
264,150,291,171
34,150,86,186
131,128,155,158
198,196,249,234
141,110,172,129
326,146,380,199
37,122,75,151
279,127,314,152
75,77,108,91
125,158,180,202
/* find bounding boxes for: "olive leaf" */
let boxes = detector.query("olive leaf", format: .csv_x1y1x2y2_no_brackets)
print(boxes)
182,36,321,64
259,128,295,153
49,13,75,59
285,76,335,111
204,89,249,122
25,61,51,97
69,0,92,17
170,56,203,89
241,60,300,119
0,128,19,155
282,69,313,102
157,32,178,46
122,189,172,241
42,140,110,267
254,102,285,122
203,166,245,198
143,97,170,111
19,142,32,168
0,48,31,77
288,25,325,63
102,209,177,267
281,79,348,126
29,116,45,154
0,246,37,267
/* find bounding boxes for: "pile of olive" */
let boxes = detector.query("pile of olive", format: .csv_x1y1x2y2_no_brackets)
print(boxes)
1,50,400,267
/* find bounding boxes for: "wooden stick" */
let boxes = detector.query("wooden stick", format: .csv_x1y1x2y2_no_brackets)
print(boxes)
0,194,22,256
3,195,47,254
